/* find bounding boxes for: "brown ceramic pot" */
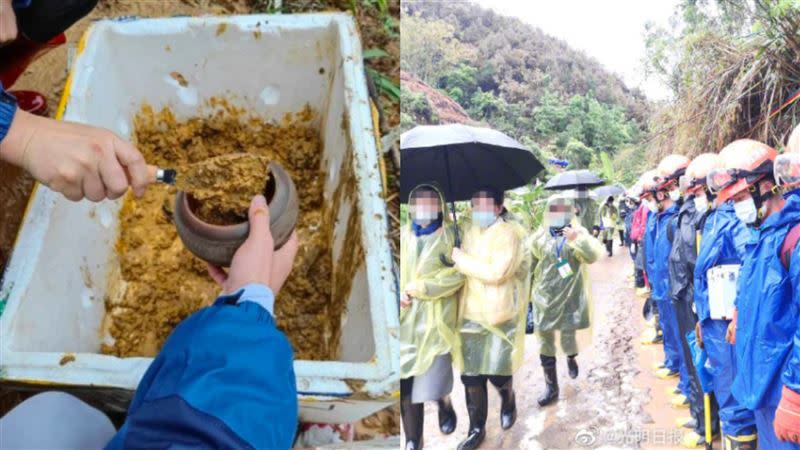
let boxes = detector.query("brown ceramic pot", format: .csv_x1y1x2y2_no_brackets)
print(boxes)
174,162,298,267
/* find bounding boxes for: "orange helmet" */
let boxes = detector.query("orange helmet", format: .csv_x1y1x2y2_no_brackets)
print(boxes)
655,154,690,191
774,125,800,188
708,139,778,204
680,153,722,195
639,169,659,199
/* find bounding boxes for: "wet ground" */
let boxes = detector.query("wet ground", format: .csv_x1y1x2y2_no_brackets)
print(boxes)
410,245,720,450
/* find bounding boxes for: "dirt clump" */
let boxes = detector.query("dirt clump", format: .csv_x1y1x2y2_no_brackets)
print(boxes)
176,153,269,225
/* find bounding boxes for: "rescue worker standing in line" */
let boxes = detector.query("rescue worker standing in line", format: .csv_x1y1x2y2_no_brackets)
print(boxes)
692,152,757,449
668,154,720,447
648,155,694,407
451,188,529,450
529,194,603,406
400,185,464,450
708,139,800,449
769,125,800,445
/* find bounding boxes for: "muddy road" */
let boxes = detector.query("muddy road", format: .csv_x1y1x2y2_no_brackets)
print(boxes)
412,246,698,450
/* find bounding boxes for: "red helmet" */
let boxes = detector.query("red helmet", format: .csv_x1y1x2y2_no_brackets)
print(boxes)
681,153,722,195
655,154,690,191
708,139,778,204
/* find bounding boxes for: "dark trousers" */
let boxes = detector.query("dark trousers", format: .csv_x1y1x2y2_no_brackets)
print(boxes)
461,374,512,388
673,298,719,437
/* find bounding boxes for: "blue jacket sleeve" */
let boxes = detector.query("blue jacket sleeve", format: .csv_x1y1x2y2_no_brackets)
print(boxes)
0,85,18,144
105,287,298,450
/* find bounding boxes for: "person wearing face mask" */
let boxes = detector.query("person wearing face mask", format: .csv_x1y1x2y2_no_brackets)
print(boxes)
769,125,800,446
648,155,694,412
633,171,659,301
692,152,757,449
708,139,800,449
599,196,619,257
450,188,530,450
529,194,603,406
667,154,723,447
400,185,465,450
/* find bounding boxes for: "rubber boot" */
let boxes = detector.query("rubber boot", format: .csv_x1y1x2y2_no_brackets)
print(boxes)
605,239,613,256
457,384,487,450
436,395,457,435
722,434,757,450
496,378,517,430
567,354,579,379
401,393,424,450
538,356,559,407
619,230,625,247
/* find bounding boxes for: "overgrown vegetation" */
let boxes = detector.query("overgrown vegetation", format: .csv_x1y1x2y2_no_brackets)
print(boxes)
644,0,800,158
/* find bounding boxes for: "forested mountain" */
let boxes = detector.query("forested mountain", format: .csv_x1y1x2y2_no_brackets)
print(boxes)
400,1,652,186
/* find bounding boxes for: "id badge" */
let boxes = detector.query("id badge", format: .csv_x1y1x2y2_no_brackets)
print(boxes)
556,259,573,278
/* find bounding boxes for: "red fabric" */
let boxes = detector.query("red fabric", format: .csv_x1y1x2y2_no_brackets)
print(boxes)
8,90,47,115
775,386,800,443
0,33,66,88
630,205,649,242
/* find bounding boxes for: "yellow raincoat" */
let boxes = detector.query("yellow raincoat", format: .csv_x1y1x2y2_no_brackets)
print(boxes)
400,186,465,379
599,200,619,241
530,195,603,336
454,216,531,376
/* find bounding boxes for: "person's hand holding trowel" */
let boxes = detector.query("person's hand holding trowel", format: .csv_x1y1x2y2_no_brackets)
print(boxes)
0,108,150,201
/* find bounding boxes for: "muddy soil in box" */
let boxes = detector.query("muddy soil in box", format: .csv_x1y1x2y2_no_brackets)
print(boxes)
102,100,340,361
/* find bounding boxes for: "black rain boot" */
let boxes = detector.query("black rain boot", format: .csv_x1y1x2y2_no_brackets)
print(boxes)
605,239,613,256
538,355,559,407
495,378,517,430
457,384,487,450
437,395,457,435
619,230,625,247
401,393,424,450
567,354,579,379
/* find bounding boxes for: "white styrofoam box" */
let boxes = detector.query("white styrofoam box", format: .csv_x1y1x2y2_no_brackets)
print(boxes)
708,264,740,320
0,14,398,423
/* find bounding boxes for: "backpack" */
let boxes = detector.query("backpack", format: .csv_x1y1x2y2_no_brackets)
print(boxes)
780,223,800,270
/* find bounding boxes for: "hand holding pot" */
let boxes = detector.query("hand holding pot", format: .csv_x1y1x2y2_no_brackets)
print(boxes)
207,195,299,295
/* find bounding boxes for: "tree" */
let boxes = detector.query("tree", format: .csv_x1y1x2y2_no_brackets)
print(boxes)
400,12,478,86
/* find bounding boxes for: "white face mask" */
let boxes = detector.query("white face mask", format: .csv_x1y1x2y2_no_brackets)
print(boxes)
668,189,681,202
694,195,709,214
548,212,572,228
473,211,497,228
734,197,758,224
645,199,658,213
413,209,438,223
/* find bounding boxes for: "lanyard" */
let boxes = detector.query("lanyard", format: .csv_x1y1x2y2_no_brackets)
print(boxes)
556,236,566,260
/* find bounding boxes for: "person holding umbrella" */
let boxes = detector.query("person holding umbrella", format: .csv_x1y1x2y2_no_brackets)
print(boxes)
400,184,465,450
544,170,604,235
450,188,530,450
529,193,603,406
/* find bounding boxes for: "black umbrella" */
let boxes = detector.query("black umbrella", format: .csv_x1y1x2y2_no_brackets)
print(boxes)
544,169,605,191
400,124,543,202
594,184,626,199
401,124,543,250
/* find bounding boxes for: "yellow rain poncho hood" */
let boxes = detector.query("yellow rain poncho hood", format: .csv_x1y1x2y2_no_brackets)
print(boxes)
453,208,531,376
530,194,603,338
400,185,465,379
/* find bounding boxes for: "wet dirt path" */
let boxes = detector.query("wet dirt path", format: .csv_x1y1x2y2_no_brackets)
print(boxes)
414,245,696,449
